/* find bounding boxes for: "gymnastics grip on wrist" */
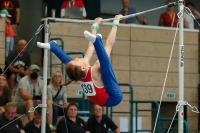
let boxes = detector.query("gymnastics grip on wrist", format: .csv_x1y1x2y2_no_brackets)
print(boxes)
91,23,99,30
112,20,119,27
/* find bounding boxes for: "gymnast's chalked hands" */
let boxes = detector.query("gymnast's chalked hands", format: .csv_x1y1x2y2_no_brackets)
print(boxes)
114,14,123,21
94,17,102,25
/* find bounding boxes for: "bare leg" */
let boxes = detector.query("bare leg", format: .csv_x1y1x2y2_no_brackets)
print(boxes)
46,99,56,131
24,99,34,121
8,74,15,94
47,99,53,125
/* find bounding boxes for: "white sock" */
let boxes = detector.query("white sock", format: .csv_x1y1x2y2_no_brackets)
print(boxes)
84,30,96,43
37,42,51,50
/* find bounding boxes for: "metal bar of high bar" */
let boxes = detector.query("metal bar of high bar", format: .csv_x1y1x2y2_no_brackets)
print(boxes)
45,2,177,23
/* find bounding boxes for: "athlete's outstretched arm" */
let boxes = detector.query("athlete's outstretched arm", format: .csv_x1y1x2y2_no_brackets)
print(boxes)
104,15,122,58
84,18,102,63
84,15,122,73
91,15,122,70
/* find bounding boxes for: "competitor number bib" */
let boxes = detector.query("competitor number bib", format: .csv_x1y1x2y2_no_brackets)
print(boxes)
80,81,96,96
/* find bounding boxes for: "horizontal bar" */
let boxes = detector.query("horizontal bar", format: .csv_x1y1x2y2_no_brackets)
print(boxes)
44,2,177,23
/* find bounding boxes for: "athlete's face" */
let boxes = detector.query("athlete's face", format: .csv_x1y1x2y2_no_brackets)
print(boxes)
93,105,104,117
70,57,86,68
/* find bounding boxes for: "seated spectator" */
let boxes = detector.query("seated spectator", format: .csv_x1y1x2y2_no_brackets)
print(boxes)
158,0,187,28
24,107,51,133
61,0,86,18
87,104,120,133
119,0,148,24
56,102,90,133
184,2,200,29
0,102,25,133
4,39,31,94
13,64,55,131
0,74,11,113
0,9,15,57
47,71,68,126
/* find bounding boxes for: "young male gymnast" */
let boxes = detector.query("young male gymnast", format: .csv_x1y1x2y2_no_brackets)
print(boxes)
37,15,123,107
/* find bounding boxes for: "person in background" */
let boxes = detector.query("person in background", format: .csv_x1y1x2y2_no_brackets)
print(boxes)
4,39,31,94
0,9,15,57
0,102,25,133
119,0,148,24
47,71,68,127
43,0,64,18
24,107,51,133
56,102,90,133
0,74,11,113
61,0,86,18
0,0,20,44
158,0,187,28
87,104,120,133
13,64,55,131
184,2,200,29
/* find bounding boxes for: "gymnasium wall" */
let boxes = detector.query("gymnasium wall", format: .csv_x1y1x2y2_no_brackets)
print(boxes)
16,0,200,65
48,22,199,132
0,18,5,69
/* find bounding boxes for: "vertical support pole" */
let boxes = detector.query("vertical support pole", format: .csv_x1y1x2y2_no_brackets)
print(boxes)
49,9,55,77
41,18,49,133
45,6,47,17
178,1,184,133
